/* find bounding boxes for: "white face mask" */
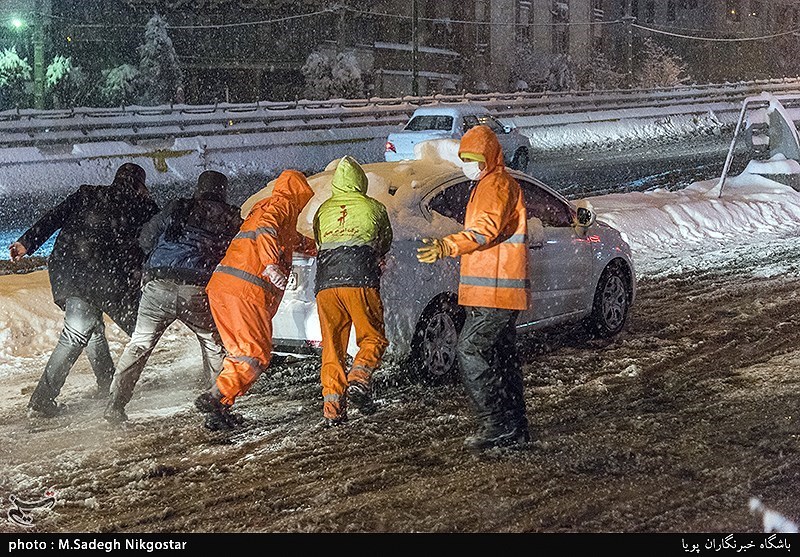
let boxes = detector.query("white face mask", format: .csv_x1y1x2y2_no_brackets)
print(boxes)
462,161,483,181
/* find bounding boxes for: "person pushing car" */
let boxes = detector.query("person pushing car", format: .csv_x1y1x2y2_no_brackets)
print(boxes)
416,124,531,451
313,155,392,426
194,169,317,430
10,163,159,418
103,170,242,424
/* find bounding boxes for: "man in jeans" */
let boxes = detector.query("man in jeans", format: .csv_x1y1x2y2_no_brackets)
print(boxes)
104,170,242,423
9,163,159,418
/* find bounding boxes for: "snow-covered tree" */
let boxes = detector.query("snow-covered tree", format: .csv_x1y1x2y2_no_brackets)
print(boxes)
301,52,333,100
67,66,91,107
578,52,626,90
46,55,87,108
137,12,183,105
635,38,690,88
510,45,549,92
330,52,364,99
101,64,140,107
0,47,32,110
510,46,576,92
301,50,364,100
546,54,577,91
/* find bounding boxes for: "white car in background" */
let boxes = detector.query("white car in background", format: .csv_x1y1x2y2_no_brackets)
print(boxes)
243,140,635,383
384,102,532,172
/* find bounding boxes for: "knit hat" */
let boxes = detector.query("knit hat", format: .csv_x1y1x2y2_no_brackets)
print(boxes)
195,170,228,202
113,163,147,192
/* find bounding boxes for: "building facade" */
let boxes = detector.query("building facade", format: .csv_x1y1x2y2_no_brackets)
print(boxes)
3,0,799,107
47,0,609,103
606,0,800,83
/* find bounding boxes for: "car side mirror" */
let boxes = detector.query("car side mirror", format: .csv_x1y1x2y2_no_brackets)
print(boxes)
573,199,596,230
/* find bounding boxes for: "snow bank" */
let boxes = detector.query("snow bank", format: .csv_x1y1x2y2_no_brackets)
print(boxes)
0,271,130,378
591,168,800,276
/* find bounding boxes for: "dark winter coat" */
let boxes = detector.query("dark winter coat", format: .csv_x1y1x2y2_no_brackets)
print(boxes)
16,183,160,335
139,196,243,287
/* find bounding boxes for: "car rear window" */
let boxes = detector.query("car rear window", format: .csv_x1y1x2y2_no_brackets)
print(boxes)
405,115,454,132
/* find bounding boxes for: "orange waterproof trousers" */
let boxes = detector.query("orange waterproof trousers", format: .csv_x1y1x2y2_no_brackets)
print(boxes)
207,286,281,406
316,286,389,420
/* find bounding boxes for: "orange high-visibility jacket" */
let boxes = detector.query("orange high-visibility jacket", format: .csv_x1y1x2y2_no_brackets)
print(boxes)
207,169,316,301
442,125,530,311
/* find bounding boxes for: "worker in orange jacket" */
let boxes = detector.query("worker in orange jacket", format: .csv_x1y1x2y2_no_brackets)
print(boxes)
417,124,531,451
195,169,316,430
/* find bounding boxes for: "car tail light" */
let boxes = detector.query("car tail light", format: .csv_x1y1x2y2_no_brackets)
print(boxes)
385,141,396,153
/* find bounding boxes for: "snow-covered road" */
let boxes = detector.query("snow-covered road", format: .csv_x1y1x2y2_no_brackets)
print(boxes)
2,129,800,533
1,207,799,533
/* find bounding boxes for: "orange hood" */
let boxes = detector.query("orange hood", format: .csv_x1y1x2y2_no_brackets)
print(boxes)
458,124,504,172
270,169,314,213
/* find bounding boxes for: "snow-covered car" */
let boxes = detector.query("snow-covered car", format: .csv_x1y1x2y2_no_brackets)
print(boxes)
384,102,532,171
242,140,635,383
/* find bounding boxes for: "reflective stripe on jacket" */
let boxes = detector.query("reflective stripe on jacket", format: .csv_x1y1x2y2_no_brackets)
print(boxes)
207,169,316,301
443,125,530,311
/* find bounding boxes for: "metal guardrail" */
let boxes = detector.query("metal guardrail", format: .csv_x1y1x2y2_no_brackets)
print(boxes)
711,93,800,198
2,78,800,149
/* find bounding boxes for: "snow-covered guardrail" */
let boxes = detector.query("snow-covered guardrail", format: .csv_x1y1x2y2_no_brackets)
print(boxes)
2,77,800,148
2,77,800,210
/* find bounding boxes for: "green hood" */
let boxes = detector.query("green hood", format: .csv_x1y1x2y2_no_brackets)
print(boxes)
331,155,368,195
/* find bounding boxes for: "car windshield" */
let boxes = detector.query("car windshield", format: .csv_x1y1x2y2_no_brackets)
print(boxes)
404,115,454,132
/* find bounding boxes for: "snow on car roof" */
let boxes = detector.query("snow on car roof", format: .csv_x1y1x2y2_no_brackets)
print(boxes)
240,138,465,241
410,102,490,117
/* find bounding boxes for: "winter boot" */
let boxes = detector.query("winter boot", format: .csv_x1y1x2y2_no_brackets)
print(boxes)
195,392,242,431
204,408,243,431
346,381,376,415
27,398,65,419
103,399,128,424
323,415,348,428
464,421,530,452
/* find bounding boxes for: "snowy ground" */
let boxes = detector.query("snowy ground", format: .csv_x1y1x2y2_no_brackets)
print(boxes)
1,160,800,533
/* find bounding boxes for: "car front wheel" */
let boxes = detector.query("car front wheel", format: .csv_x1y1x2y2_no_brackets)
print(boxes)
585,262,631,338
408,296,465,384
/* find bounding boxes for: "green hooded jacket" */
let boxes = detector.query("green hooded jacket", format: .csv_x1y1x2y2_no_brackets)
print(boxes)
312,156,393,293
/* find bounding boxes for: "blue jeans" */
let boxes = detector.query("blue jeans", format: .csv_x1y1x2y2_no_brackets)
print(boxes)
29,297,115,408
109,279,226,408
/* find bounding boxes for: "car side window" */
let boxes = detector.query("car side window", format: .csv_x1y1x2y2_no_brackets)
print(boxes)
428,181,473,225
462,115,479,134
520,180,573,227
477,115,505,134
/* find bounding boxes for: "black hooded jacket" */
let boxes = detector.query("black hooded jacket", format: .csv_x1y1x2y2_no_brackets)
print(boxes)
139,196,242,286
17,175,159,335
